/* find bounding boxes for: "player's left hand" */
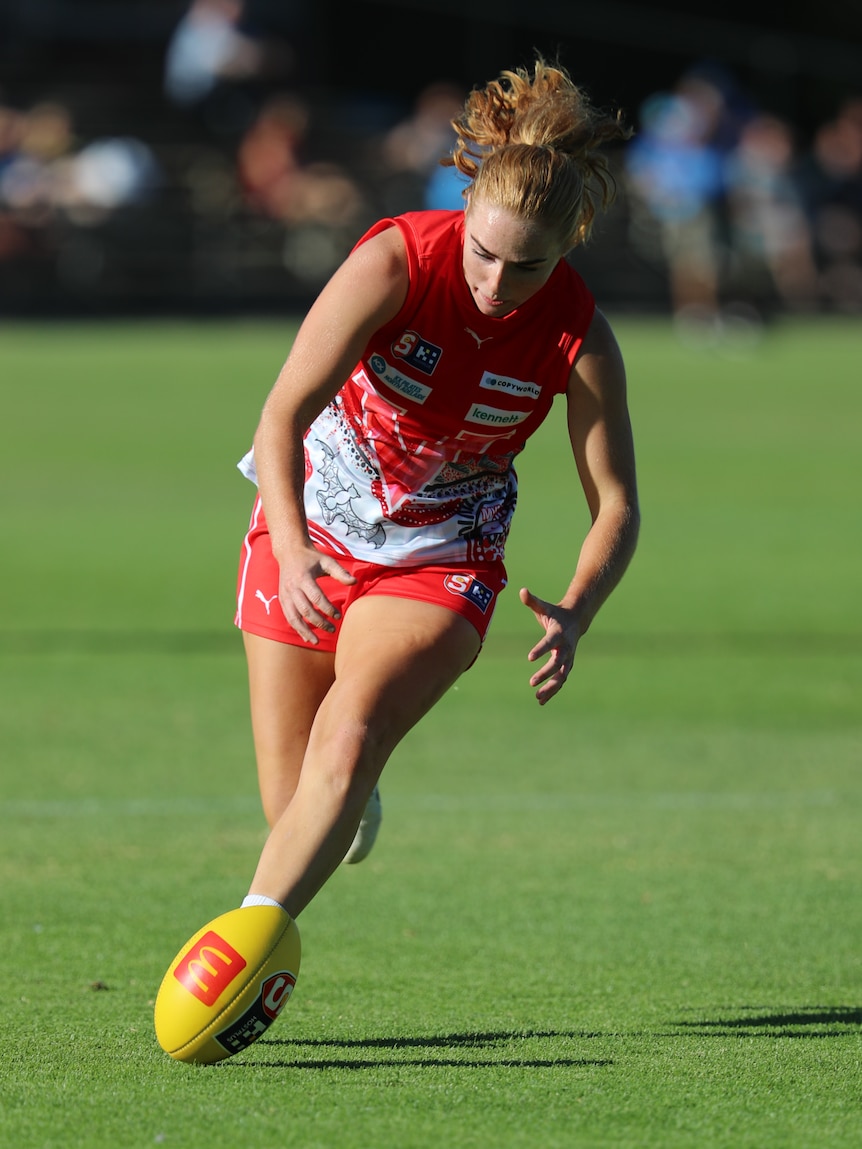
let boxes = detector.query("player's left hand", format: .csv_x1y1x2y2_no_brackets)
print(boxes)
519,587,582,705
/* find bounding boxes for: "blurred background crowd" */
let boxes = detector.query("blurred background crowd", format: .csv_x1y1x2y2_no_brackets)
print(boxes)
1,0,861,336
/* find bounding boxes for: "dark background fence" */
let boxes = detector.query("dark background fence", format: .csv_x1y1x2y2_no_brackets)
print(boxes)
1,0,860,320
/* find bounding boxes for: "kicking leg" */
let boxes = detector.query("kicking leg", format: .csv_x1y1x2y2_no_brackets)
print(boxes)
246,594,481,917
243,632,336,828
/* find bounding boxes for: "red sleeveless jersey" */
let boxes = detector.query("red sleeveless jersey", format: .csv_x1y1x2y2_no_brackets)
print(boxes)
241,210,595,565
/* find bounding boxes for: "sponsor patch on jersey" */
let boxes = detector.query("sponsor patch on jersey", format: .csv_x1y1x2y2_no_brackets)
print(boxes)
390,330,443,376
369,354,432,404
465,403,530,428
479,371,541,400
443,572,494,613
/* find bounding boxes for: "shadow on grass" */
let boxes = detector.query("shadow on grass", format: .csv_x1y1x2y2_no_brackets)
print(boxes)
674,1006,862,1037
219,1012,862,1069
226,1028,613,1071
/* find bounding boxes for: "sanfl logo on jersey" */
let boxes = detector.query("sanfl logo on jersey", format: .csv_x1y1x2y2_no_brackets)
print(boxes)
391,330,443,376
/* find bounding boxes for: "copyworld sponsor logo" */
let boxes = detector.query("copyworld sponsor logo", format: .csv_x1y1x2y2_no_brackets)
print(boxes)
479,372,541,399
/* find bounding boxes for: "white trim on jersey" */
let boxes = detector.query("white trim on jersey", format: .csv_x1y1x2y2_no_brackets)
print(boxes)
235,495,264,630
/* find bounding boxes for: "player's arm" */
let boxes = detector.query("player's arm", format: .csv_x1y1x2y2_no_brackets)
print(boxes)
520,308,640,702
251,226,409,641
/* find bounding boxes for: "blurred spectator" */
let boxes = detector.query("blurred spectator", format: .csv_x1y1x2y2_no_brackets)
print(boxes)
164,0,297,137
56,137,162,223
165,0,259,106
0,99,161,228
0,101,76,228
0,103,22,175
0,97,165,303
0,102,28,262
236,92,308,218
376,80,469,215
723,113,819,314
0,99,78,299
625,82,727,338
798,97,862,312
237,93,366,230
623,65,763,341
236,92,368,285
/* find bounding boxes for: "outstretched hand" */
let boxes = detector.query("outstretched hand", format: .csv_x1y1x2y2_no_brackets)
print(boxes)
519,586,583,705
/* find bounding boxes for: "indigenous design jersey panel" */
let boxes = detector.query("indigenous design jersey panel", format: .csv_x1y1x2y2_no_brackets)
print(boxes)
244,210,596,566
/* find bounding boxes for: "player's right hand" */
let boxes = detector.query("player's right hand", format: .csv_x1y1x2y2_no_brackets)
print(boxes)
276,543,356,644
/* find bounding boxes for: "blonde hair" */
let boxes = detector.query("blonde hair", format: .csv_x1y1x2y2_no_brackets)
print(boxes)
445,57,632,249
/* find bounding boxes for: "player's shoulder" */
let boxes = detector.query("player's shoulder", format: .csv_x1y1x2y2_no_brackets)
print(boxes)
338,221,410,311
567,308,627,400
350,218,408,268
352,210,460,258
577,307,622,361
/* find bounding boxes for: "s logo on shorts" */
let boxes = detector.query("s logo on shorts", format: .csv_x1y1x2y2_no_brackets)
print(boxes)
443,573,494,613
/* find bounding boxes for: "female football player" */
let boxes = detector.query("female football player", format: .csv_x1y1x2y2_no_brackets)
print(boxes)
234,55,640,919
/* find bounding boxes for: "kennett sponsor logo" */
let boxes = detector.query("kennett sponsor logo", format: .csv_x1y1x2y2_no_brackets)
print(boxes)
370,355,432,404
465,403,529,427
479,371,541,399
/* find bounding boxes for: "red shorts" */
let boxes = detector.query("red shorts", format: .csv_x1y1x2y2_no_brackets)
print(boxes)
235,497,507,651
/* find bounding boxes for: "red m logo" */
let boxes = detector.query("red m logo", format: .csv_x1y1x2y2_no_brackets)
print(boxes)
173,931,247,1005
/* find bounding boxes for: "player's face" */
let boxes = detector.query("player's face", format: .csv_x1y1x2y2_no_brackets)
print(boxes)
462,199,563,318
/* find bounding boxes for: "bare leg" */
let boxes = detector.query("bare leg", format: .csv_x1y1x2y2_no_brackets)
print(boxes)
243,632,335,827
244,594,480,918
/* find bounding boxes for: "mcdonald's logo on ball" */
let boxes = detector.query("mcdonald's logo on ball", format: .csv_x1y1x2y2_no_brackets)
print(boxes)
173,930,248,1004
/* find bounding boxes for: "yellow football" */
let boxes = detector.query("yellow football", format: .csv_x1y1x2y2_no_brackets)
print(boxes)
154,905,301,1064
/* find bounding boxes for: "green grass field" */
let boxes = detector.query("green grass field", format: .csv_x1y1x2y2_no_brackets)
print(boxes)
1,317,860,1148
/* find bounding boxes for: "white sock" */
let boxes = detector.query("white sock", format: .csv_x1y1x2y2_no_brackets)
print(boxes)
241,893,285,911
